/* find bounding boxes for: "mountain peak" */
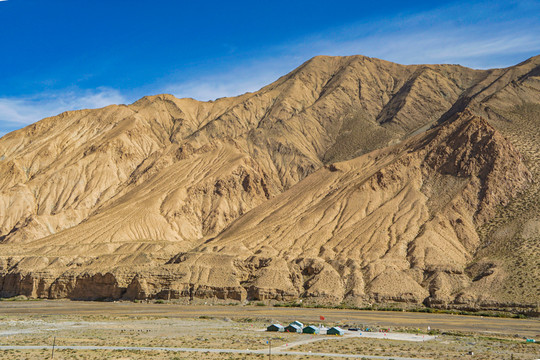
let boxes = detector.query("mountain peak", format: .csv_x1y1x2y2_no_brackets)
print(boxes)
0,55,538,310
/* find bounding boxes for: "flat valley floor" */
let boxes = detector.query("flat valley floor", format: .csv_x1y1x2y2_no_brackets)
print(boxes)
0,301,538,359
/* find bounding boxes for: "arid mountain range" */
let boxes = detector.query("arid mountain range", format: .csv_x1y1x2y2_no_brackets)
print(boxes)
0,55,539,311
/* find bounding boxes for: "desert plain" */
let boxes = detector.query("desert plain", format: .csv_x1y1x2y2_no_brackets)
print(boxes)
0,300,538,359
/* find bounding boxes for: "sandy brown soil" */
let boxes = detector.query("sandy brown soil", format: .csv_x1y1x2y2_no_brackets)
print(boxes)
293,336,540,360
0,302,538,359
1,301,538,337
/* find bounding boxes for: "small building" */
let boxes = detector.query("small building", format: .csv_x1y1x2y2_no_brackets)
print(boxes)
303,325,320,334
267,324,284,332
327,326,345,336
284,324,302,333
290,320,304,328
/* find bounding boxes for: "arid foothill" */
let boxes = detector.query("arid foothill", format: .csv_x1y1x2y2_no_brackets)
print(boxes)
1,55,539,313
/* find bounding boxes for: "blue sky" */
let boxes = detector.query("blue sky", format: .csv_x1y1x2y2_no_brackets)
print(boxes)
1,0,539,137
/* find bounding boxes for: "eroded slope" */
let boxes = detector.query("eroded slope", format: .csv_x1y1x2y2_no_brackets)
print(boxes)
0,56,485,246
0,55,538,310
167,111,531,307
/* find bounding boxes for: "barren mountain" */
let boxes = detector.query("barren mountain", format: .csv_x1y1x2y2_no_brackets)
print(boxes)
0,55,538,311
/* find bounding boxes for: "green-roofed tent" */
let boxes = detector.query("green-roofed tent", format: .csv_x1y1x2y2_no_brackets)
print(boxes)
285,324,302,333
291,321,304,327
327,326,345,336
267,324,284,332
303,325,320,334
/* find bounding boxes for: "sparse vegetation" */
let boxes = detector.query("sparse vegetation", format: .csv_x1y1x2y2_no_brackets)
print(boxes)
0,309,538,360
272,301,530,318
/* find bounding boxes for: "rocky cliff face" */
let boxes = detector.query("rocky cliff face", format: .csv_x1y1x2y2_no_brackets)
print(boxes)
0,55,538,310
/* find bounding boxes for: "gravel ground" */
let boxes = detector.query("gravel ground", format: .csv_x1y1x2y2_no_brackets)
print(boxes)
0,301,538,359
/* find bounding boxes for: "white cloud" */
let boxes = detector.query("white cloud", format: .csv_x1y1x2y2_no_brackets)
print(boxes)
277,2,540,69
166,77,267,102
2,1,539,135
295,30,539,69
0,87,126,131
164,58,298,101
162,2,540,101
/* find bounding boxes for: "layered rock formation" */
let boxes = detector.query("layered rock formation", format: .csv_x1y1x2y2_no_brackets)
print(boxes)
0,55,539,310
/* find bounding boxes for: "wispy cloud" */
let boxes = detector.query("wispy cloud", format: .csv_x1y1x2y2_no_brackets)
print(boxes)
166,75,269,102
164,56,301,101
321,1,540,67
162,1,540,101
291,27,540,69
297,19,540,68
1,1,539,136
0,87,126,134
